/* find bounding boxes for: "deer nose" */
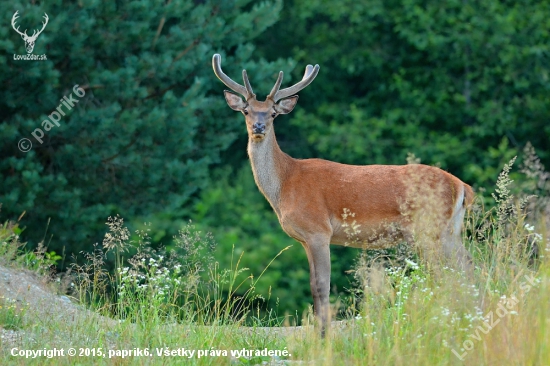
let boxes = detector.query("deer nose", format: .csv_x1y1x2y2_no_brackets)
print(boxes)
252,123,265,134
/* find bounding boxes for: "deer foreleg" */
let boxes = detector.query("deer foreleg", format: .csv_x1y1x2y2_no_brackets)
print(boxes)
302,236,331,336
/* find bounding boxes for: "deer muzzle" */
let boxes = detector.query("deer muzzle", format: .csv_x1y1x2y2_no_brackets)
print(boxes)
252,122,266,135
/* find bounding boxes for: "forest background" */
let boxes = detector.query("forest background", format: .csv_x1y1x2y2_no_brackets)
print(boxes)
1,0,548,316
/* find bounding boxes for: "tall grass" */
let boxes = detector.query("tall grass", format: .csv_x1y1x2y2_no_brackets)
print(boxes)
1,146,549,365
68,217,284,328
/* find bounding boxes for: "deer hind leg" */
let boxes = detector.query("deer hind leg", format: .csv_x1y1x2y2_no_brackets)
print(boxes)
441,186,473,274
300,234,331,336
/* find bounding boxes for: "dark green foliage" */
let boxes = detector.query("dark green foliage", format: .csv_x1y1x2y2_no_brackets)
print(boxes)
1,0,548,320
255,0,549,185
0,0,284,253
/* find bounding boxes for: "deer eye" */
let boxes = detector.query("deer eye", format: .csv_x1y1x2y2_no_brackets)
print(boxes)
243,110,248,115
271,112,276,118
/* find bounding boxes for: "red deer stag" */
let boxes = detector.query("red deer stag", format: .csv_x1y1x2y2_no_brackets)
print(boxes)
212,54,474,335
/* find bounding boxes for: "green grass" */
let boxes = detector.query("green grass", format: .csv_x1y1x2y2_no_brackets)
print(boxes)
0,297,26,331
1,156,549,365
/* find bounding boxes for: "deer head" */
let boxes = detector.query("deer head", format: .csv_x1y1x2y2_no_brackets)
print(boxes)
12,11,49,54
212,54,319,142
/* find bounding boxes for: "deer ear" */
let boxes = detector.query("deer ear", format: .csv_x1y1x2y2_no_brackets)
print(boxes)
224,91,246,111
274,96,299,114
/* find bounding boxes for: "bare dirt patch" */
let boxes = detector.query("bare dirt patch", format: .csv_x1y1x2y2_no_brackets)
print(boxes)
0,263,115,347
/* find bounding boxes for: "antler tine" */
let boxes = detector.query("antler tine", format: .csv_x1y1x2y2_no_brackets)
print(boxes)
36,13,49,35
242,70,255,99
11,11,27,36
303,65,314,79
267,71,284,101
272,64,320,102
212,54,250,99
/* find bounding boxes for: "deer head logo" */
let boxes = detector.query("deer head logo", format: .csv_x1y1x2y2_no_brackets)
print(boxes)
11,11,49,54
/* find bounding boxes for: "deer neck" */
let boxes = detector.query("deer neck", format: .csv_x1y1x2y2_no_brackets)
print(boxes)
247,128,292,216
